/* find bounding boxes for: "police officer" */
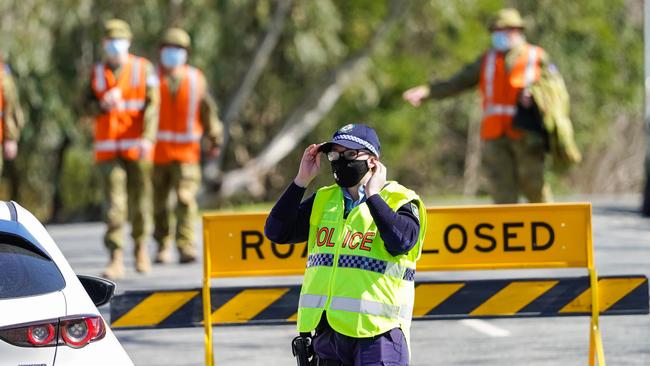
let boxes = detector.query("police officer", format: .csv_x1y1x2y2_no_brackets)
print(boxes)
0,56,23,178
85,19,159,279
403,8,575,204
265,124,427,365
152,28,224,264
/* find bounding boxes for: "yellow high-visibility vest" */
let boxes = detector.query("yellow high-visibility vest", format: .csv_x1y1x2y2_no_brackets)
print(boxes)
297,181,427,350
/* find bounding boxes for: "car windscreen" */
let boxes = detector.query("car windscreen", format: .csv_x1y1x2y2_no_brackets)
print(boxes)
0,235,65,299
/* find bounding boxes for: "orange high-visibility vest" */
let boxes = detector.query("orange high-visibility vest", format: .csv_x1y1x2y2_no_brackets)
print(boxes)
154,65,204,164
91,54,148,162
478,44,542,140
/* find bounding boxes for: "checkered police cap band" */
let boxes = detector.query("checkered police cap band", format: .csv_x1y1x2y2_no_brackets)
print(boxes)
333,134,380,157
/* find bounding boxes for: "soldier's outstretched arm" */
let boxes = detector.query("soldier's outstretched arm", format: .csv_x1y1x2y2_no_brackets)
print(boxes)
403,54,483,107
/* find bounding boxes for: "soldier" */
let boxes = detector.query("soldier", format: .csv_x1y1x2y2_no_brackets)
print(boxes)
85,19,159,279
403,8,578,204
153,28,223,264
0,56,22,179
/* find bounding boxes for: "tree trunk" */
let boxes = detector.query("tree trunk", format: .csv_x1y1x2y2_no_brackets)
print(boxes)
204,0,294,182
463,118,482,196
219,0,408,197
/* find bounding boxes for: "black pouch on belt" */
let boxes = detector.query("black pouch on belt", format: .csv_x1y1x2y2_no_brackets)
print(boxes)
291,332,314,366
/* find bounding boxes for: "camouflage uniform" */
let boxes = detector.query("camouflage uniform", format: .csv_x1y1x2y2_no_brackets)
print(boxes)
420,12,573,203
153,28,224,263
84,19,160,278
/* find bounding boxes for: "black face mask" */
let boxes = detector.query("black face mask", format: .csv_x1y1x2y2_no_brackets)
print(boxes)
331,158,369,188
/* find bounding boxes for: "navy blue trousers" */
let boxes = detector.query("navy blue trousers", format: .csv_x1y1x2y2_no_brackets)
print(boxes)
312,323,408,366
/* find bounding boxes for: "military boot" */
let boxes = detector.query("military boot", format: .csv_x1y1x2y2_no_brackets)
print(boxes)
102,248,125,280
178,245,197,264
154,241,173,264
135,241,151,273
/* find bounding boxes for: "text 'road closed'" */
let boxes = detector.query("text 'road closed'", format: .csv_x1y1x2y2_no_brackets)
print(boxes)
425,221,554,255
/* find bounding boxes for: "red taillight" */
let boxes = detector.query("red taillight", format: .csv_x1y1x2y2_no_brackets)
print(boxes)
0,315,105,348
27,323,56,346
60,317,103,348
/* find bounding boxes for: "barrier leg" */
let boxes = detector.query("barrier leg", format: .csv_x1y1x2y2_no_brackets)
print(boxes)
203,228,214,366
203,281,213,366
588,268,606,366
589,320,595,366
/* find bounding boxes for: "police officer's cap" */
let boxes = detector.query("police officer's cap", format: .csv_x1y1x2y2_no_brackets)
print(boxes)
104,18,132,39
161,28,191,49
318,124,381,157
489,8,525,30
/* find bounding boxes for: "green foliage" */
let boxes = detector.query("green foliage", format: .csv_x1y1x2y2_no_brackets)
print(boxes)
0,0,643,219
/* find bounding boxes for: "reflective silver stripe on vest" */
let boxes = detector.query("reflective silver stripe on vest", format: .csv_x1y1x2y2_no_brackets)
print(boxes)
330,297,400,319
131,58,141,88
299,294,328,308
94,63,106,92
484,51,496,102
122,99,146,111
483,103,516,117
524,46,538,88
102,99,146,112
94,138,142,152
399,303,413,320
156,131,202,143
337,254,414,282
0,111,4,118
156,67,202,143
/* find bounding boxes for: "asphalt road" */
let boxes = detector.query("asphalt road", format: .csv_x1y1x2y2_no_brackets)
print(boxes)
48,195,650,365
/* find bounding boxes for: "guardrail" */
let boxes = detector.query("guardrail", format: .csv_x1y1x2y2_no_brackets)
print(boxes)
111,275,648,329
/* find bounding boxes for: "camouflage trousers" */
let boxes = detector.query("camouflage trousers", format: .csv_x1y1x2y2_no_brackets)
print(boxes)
481,133,552,204
152,162,201,251
98,158,152,250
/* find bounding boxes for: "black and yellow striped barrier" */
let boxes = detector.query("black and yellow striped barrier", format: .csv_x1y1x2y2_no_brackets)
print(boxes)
110,275,648,330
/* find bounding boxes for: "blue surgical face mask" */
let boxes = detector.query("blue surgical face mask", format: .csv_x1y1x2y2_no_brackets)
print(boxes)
491,31,511,52
103,39,130,57
160,47,187,68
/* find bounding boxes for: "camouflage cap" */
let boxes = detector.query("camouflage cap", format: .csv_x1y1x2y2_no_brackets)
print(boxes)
161,28,191,49
104,18,132,39
489,8,525,30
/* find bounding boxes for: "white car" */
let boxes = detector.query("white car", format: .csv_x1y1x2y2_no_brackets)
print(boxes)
0,201,133,365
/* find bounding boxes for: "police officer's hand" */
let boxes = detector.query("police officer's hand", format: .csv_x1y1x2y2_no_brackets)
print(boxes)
294,144,322,188
403,85,430,107
365,159,386,197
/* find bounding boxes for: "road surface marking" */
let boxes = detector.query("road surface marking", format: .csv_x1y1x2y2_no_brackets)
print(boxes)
459,319,510,337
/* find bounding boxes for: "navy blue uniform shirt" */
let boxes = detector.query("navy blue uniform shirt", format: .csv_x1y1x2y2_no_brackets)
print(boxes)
264,182,420,256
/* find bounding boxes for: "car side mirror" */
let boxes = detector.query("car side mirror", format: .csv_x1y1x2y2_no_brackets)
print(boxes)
77,275,116,307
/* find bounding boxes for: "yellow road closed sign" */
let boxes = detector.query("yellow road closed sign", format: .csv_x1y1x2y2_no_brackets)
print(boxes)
202,203,592,277
203,213,308,277
420,203,592,271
